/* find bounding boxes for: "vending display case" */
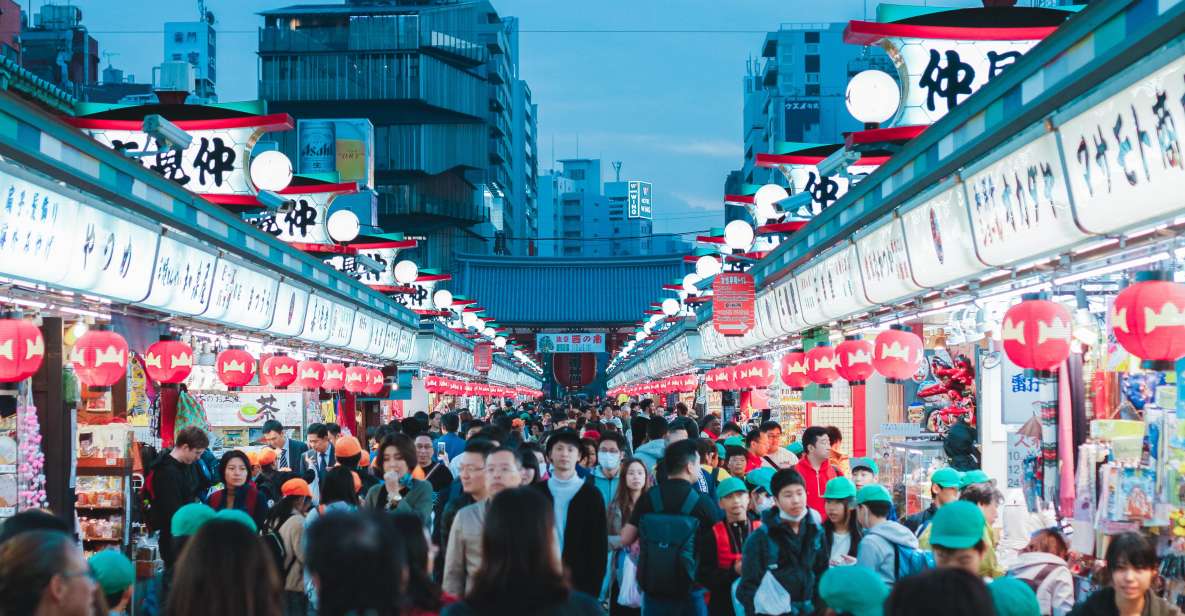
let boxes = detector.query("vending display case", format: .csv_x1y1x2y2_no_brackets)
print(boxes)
879,439,948,518
76,424,134,555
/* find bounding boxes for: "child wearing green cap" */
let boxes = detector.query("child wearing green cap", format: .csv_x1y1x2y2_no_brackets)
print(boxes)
705,477,759,616
855,484,929,586
924,501,989,578
89,549,135,615
819,565,889,616
821,477,862,566
919,484,1004,578
850,457,898,522
902,467,963,537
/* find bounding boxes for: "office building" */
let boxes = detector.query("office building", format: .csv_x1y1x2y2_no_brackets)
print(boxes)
258,0,536,271
508,77,538,255
536,159,659,258
165,12,217,103
20,4,99,100
536,170,576,258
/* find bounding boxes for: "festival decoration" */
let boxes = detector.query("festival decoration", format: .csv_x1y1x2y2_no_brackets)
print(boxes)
215,346,256,391
0,314,44,382
344,365,368,394
780,349,811,390
1112,271,1185,370
835,335,875,384
17,405,48,510
873,325,923,383
261,353,299,389
321,363,346,391
71,326,129,390
296,360,325,390
364,368,384,395
1001,294,1072,373
806,344,839,387
144,336,193,385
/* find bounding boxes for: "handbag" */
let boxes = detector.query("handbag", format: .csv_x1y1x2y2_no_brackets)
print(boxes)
753,531,792,615
617,552,643,608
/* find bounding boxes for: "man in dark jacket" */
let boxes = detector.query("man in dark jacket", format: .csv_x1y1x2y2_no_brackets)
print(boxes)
535,429,608,597
150,426,208,568
902,467,962,536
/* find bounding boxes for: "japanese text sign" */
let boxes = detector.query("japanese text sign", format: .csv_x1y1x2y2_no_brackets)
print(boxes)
713,272,756,336
536,333,606,354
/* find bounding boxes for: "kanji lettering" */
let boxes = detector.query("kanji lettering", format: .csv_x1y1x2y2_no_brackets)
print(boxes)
149,147,191,185
919,49,975,112
986,50,1022,79
192,137,236,187
804,172,840,211
1152,91,1181,170
283,199,317,237
1011,373,1040,393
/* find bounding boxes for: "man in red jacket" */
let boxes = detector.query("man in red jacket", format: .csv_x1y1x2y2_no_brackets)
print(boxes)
794,426,841,516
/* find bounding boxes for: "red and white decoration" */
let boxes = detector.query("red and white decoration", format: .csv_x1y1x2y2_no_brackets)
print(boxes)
1112,271,1185,370
344,365,369,394
873,325,923,383
71,326,129,390
806,345,839,387
216,347,256,391
1001,294,1072,373
261,353,299,389
296,360,325,390
0,315,44,383
321,363,346,391
364,368,385,395
835,336,875,384
780,349,811,390
144,336,193,385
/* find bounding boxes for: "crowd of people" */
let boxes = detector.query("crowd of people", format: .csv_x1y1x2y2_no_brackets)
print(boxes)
0,398,1179,616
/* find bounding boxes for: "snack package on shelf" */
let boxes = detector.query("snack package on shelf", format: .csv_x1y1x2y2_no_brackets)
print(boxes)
75,476,124,510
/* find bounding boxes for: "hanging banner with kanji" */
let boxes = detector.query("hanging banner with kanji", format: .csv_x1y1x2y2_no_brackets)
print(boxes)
473,343,493,373
713,272,756,336
536,333,605,354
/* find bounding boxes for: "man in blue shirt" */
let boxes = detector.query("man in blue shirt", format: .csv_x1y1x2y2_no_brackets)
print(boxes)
435,413,467,463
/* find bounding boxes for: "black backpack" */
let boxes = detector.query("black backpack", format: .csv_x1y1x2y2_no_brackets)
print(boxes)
262,516,293,579
636,488,701,598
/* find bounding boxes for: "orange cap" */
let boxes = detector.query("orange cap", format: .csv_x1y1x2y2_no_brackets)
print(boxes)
257,448,277,467
246,451,259,466
335,436,362,459
358,450,371,467
281,478,312,498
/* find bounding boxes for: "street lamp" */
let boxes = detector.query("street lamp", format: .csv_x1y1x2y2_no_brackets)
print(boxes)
845,70,900,125
753,183,789,223
326,209,361,243
393,260,419,285
682,273,702,294
249,150,294,192
661,298,680,316
724,220,754,252
695,255,721,278
432,289,454,309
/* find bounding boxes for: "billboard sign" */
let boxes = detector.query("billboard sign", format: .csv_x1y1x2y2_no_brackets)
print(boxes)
627,181,652,219
298,119,375,189
536,333,605,354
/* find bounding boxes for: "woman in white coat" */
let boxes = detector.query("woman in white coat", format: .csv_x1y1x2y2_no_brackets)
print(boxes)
1005,529,1075,616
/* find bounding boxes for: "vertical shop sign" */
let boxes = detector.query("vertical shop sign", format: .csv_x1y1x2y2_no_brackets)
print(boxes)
713,272,756,336
474,343,493,372
143,233,217,316
856,216,921,304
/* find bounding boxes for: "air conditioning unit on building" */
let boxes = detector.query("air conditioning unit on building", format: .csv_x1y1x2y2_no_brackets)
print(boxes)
152,61,195,104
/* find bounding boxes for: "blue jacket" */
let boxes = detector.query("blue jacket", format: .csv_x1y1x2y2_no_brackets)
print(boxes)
436,433,467,462
590,466,619,507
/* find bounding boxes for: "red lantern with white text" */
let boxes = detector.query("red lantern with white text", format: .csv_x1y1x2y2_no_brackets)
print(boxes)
216,347,256,391
322,363,346,391
806,344,838,387
835,335,875,384
344,365,368,393
144,335,192,385
296,360,324,390
1002,293,1072,374
261,353,299,389
364,368,384,395
780,349,810,390
71,326,128,391
873,325,923,383
0,313,44,382
1112,271,1185,370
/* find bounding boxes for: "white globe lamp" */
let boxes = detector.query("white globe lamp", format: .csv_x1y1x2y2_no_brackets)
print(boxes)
494,336,507,348
483,327,496,338
249,150,294,192
695,255,722,278
724,220,755,251
845,70,900,125
393,260,419,285
635,331,646,341
432,289,453,309
326,209,361,243
682,272,702,294
753,184,789,223
661,298,680,316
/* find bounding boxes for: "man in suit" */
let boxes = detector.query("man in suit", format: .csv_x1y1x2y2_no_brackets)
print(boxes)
261,419,309,475
305,422,336,481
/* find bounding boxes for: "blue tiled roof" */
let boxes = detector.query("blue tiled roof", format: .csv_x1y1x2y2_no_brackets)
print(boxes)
454,253,686,326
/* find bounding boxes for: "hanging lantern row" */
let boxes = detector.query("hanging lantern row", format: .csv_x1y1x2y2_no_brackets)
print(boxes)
424,375,542,399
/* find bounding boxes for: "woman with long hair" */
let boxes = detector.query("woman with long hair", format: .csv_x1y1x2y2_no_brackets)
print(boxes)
390,512,455,615
208,450,269,529
365,434,434,523
1069,532,1182,616
166,519,283,616
265,479,314,616
607,457,650,616
305,510,404,616
821,477,862,565
442,487,601,616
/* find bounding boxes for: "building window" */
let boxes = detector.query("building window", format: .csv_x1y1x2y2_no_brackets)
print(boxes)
186,32,197,43
569,169,585,180
805,84,820,96
805,73,820,84
173,32,184,43
804,31,819,43
188,52,200,67
804,55,820,72
172,53,182,61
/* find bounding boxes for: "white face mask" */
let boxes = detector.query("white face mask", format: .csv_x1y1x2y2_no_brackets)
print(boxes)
779,509,808,523
599,451,621,471
756,494,775,513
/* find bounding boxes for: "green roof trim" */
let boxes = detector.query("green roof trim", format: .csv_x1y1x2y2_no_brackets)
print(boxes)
771,141,831,155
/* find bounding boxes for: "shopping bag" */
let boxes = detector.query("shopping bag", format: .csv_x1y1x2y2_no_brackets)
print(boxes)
753,570,791,614
617,553,643,608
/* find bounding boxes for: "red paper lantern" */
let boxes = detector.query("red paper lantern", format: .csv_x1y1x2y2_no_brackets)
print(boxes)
71,326,128,390
780,349,811,390
144,336,192,385
216,347,256,391
261,353,299,389
296,360,324,390
1112,271,1185,370
750,359,775,388
806,345,838,387
835,336,875,384
1002,294,1072,373
873,325,923,383
321,363,346,391
364,368,384,395
0,314,44,382
344,365,368,393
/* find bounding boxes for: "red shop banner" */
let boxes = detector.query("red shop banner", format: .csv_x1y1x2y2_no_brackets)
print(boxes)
473,343,493,373
712,271,756,336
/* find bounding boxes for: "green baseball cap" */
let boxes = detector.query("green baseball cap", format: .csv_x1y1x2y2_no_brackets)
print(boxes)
171,503,215,537
723,436,745,449
930,467,963,489
519,412,531,421
213,508,258,533
989,577,1041,616
746,467,775,494
856,484,892,505
850,457,879,475
823,476,857,500
88,549,135,596
717,477,748,500
929,501,985,549
715,443,727,460
960,469,991,489
785,441,803,455
819,565,888,616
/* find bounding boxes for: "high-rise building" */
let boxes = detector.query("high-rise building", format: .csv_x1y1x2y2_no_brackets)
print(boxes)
20,4,99,100
739,23,890,186
164,12,217,103
257,0,536,271
536,171,576,258
508,75,538,255
601,180,653,257
536,159,658,258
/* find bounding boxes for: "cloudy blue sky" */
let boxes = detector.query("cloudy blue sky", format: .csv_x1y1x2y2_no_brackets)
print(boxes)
63,0,978,235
